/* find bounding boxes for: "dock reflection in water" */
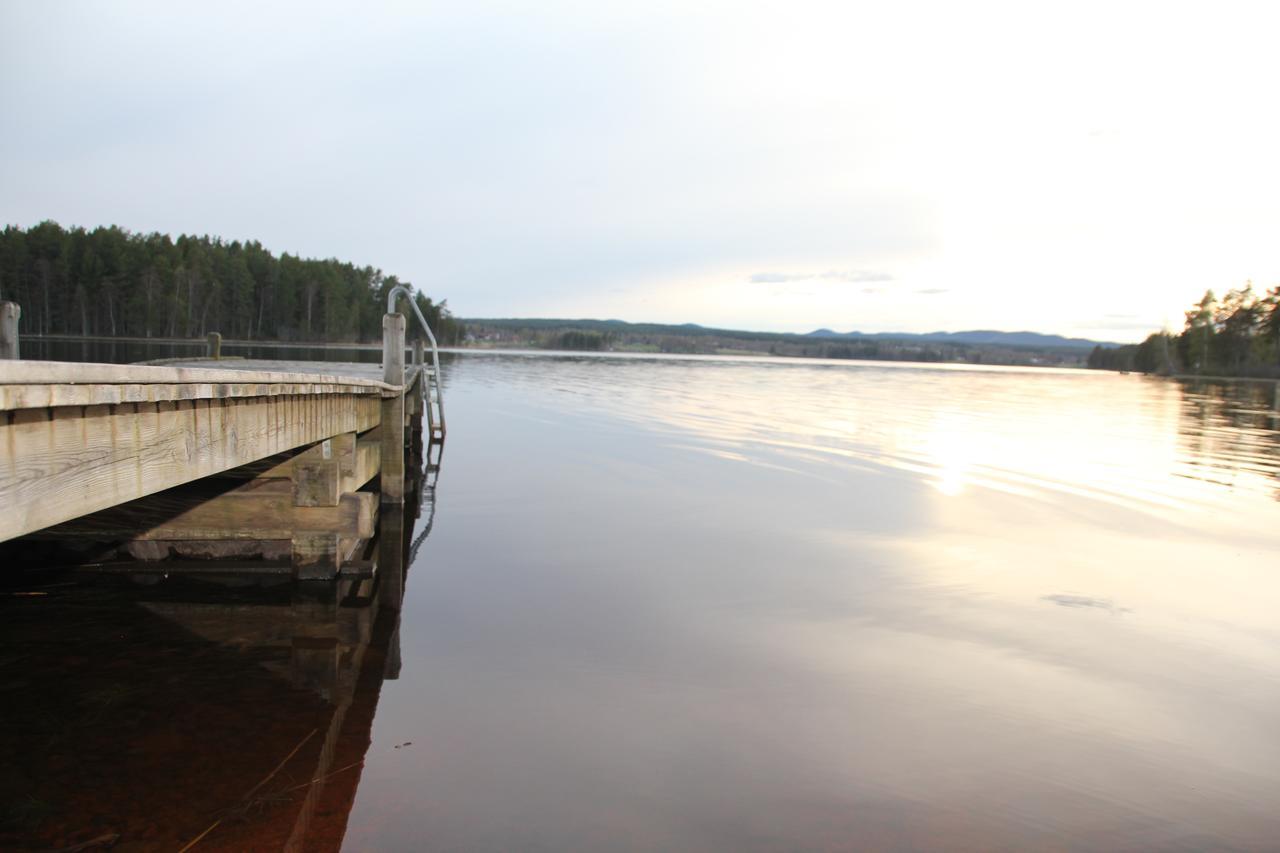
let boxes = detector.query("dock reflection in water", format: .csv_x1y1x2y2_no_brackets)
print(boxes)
0,463,438,851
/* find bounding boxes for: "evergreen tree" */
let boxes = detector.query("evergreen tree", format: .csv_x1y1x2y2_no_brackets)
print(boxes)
0,221,463,345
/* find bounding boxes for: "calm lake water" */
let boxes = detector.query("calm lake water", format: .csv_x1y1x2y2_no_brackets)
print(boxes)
4,349,1280,851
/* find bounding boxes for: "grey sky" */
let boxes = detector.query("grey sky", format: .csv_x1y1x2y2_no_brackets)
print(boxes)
3,1,1278,341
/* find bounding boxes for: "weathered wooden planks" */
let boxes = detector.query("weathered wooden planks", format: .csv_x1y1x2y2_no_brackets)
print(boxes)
0,392,382,541
0,322,437,579
0,360,398,409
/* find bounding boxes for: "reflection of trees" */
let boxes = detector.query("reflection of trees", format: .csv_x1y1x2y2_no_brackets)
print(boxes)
1176,378,1280,500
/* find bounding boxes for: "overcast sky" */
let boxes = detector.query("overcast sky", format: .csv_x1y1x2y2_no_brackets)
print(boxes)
2,1,1277,341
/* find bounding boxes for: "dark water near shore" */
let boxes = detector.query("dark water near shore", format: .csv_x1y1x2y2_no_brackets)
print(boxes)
5,348,1280,850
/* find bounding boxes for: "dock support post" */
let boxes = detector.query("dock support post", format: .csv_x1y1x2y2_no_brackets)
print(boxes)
381,313,406,504
378,501,405,610
413,339,424,369
206,331,222,359
0,302,19,360
291,435,344,580
410,369,425,469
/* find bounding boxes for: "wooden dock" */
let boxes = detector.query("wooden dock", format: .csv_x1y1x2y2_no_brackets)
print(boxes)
0,304,444,593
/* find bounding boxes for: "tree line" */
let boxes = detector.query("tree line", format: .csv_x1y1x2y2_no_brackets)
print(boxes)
0,221,463,345
1088,284,1280,377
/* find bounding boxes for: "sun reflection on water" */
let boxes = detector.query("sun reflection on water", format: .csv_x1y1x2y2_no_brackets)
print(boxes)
490,355,1278,519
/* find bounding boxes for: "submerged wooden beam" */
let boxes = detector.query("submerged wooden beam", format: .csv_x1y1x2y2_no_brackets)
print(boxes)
40,479,376,541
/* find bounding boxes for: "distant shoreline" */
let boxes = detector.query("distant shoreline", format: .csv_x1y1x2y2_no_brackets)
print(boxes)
27,334,1280,386
12,334,1103,377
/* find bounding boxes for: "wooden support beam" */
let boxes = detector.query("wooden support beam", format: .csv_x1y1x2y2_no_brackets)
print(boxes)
206,331,222,359
380,397,406,503
378,500,406,610
290,434,350,508
40,479,376,541
383,314,405,389
236,431,381,494
294,458,341,507
0,302,18,360
406,368,423,417
290,433,376,580
69,556,374,578
293,532,341,581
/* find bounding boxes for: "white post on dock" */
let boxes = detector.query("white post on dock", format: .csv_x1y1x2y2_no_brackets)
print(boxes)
0,302,19,360
381,312,407,504
206,331,222,359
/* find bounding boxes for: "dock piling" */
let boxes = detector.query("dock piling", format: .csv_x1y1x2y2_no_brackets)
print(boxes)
206,331,222,359
0,302,19,360
381,313,406,504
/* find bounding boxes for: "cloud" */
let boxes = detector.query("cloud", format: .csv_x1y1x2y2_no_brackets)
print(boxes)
750,269,894,285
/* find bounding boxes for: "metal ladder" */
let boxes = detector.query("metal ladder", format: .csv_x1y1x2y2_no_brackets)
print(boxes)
386,285,446,443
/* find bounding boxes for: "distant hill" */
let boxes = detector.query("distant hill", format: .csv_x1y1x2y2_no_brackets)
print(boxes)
466,318,1122,350
806,328,1123,350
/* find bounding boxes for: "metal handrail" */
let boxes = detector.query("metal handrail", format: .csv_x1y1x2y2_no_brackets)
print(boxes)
386,285,446,436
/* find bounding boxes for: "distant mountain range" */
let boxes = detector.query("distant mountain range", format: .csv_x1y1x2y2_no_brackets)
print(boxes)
806,328,1122,349
465,317,1123,350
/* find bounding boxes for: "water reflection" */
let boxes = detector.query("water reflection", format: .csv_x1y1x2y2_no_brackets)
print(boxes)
452,352,1280,511
0,467,434,851
336,353,1280,852
4,349,1280,851
1176,378,1280,500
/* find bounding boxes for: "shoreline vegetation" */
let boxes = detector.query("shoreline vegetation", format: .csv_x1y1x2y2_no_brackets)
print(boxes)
1087,285,1280,379
0,222,464,347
